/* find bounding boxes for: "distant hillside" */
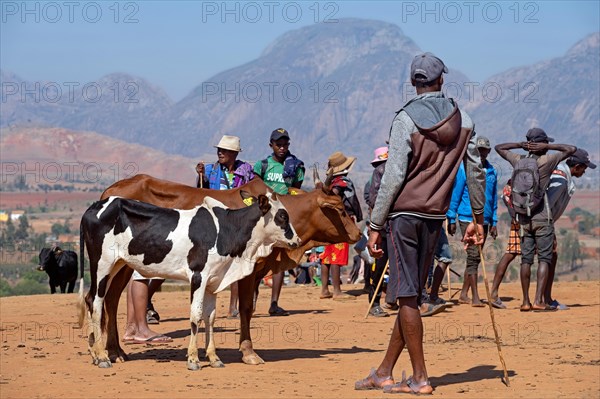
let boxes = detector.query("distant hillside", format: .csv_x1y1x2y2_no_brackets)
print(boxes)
1,20,598,175
0,127,200,187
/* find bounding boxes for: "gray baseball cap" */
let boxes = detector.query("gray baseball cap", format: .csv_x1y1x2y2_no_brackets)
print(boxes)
476,136,491,149
411,52,448,83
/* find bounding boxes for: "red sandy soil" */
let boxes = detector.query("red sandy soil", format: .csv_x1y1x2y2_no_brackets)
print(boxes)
1,281,599,398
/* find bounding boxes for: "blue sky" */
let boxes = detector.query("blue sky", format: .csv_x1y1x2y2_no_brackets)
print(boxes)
2,1,599,101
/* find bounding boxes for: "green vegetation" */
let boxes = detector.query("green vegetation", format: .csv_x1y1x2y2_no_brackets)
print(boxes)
569,207,598,235
558,231,586,272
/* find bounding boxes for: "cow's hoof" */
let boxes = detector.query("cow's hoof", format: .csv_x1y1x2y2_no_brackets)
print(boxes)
242,354,265,365
210,360,224,368
97,360,112,368
187,361,201,371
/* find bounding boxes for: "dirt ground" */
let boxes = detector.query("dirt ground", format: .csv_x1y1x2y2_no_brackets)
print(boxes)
1,280,598,398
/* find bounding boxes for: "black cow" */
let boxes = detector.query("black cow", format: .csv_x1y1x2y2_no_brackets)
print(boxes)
38,247,78,294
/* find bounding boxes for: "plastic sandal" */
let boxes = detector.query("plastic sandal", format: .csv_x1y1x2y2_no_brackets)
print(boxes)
355,368,394,390
383,371,433,395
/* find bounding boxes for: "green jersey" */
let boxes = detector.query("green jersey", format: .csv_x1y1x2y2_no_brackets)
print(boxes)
253,155,304,194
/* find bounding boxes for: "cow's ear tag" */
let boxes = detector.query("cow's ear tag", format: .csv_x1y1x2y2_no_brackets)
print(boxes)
290,190,298,195
243,197,254,206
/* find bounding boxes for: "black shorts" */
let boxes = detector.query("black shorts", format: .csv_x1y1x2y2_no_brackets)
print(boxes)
521,221,555,265
387,215,443,305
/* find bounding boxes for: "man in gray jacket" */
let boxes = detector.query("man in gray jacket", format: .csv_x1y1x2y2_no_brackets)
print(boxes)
355,52,486,394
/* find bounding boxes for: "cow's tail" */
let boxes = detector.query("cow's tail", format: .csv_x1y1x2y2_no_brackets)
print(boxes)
76,221,86,328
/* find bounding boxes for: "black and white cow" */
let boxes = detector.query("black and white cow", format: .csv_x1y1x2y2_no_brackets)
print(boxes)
80,192,300,370
38,247,78,293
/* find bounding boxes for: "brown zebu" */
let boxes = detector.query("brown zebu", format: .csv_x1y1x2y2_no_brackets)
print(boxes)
98,174,361,365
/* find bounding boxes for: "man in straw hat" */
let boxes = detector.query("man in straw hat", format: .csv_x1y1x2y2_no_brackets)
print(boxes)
254,128,305,316
319,151,363,301
195,134,255,319
355,52,486,394
196,135,255,190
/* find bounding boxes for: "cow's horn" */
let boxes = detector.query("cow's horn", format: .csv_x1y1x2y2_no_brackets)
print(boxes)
312,163,323,190
322,168,334,194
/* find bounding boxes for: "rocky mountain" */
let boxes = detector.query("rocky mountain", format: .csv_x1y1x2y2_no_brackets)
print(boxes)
1,20,598,176
467,32,600,151
1,71,172,145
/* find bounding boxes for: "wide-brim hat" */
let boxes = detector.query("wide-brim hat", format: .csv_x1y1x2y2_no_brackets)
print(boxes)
214,135,242,152
327,151,356,176
371,146,389,164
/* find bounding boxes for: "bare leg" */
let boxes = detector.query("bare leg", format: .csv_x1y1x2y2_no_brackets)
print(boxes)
533,261,550,308
520,263,532,308
429,262,448,300
320,263,332,297
374,297,432,392
544,252,558,304
491,253,517,300
331,265,344,296
269,272,288,315
469,273,483,305
459,269,470,303
270,272,284,303
123,279,168,341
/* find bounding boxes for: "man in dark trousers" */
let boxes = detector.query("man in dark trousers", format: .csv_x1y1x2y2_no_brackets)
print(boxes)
355,52,486,394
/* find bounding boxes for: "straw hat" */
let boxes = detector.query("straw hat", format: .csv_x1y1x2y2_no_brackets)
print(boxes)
327,151,356,176
214,135,242,152
371,146,388,164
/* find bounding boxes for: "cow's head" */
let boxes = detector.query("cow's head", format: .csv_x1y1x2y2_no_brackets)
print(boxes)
244,192,301,249
38,247,61,272
314,192,362,244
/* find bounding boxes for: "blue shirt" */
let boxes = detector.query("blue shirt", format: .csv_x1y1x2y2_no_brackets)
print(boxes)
446,161,498,226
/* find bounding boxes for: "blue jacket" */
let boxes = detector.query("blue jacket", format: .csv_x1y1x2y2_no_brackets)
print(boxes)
446,161,498,226
202,161,255,190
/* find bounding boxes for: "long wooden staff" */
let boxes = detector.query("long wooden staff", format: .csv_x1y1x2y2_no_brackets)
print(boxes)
364,260,389,319
470,212,510,387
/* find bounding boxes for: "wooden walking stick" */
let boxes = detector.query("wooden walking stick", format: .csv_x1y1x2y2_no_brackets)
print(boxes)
446,266,452,301
364,260,389,319
470,212,510,387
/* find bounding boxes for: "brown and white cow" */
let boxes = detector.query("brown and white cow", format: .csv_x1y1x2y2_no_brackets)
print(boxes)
96,174,361,366
80,192,299,369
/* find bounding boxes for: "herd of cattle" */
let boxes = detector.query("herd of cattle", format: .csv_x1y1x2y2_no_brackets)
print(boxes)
38,173,361,370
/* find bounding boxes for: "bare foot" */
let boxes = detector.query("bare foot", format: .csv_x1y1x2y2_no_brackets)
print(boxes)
320,291,333,299
458,295,471,304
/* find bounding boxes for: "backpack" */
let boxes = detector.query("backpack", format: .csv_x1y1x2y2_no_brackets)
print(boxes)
260,155,304,187
508,155,544,220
